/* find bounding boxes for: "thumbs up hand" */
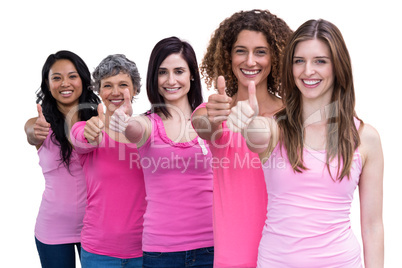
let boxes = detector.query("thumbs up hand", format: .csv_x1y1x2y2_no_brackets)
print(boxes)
109,88,132,133
227,81,259,133
84,103,105,145
33,103,51,143
205,76,232,125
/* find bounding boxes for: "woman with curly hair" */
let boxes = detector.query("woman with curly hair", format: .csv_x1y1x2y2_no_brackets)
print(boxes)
191,9,292,268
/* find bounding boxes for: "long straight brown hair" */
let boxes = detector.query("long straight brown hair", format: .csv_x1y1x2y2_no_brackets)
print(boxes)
276,19,362,181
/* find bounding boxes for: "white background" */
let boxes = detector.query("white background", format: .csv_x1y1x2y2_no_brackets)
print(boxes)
1,0,400,267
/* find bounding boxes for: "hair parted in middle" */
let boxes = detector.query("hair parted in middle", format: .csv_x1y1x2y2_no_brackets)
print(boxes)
277,19,362,181
200,9,293,97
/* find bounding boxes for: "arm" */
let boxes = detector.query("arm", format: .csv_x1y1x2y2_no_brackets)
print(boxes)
70,120,102,154
191,76,232,141
124,115,150,147
109,89,150,146
358,123,384,267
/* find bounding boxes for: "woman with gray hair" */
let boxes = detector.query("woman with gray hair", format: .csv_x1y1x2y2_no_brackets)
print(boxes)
70,54,147,268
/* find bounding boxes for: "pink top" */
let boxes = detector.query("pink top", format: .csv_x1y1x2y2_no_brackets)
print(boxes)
35,129,86,245
138,113,213,252
71,121,146,258
259,126,363,267
193,103,267,268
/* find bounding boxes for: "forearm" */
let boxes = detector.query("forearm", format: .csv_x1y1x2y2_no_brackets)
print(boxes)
70,122,99,154
125,118,145,144
362,221,384,267
191,108,223,141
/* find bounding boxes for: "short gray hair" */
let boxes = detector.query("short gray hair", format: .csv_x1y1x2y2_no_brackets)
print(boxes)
92,54,141,95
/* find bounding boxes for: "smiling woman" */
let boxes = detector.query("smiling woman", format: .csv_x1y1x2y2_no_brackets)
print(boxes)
230,19,384,268
23,50,100,268
48,59,83,109
157,53,192,105
100,72,136,112
70,54,147,268
292,39,335,104
108,36,215,268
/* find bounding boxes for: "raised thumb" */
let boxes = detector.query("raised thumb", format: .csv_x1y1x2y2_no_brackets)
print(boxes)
37,103,45,119
123,88,133,116
97,103,105,123
248,81,259,115
217,76,227,96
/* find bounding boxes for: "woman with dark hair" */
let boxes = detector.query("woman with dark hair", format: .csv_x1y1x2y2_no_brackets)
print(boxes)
231,19,384,267
191,9,293,268
24,50,100,268
110,36,214,267
70,54,146,268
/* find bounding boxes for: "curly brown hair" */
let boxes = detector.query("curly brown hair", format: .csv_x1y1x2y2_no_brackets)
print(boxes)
200,9,293,97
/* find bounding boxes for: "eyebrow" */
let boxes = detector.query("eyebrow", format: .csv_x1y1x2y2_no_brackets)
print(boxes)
50,71,78,76
233,45,269,49
158,67,186,70
293,56,331,59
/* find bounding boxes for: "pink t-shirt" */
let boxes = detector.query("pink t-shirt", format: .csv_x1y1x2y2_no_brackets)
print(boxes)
71,121,146,258
259,125,363,267
193,103,267,268
35,129,86,245
138,113,214,252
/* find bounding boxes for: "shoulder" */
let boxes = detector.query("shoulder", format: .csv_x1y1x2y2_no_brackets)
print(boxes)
359,123,381,146
358,122,383,166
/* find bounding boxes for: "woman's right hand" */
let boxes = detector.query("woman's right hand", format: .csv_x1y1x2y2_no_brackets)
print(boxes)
205,76,232,126
32,104,51,144
84,104,105,145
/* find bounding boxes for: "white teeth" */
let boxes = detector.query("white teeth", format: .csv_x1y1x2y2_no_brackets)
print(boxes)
60,91,72,95
303,80,320,85
242,69,260,75
110,100,122,103
166,88,179,91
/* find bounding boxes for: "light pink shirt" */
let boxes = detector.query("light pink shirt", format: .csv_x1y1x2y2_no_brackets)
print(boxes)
71,121,146,258
194,103,267,268
138,113,214,252
259,122,363,267
35,129,86,245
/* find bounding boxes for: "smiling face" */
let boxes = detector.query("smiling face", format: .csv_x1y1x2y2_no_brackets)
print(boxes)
48,59,82,109
99,72,135,114
231,30,272,91
292,39,335,105
157,53,191,105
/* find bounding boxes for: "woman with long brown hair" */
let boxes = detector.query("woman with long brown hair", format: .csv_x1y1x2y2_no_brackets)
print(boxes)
230,19,384,267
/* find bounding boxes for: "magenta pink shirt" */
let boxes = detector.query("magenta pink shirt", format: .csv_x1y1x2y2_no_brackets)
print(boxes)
258,121,363,267
193,103,267,268
138,113,214,252
71,121,146,258
35,129,86,245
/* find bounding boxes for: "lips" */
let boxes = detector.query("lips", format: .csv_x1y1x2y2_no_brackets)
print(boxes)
109,99,124,106
302,79,321,87
241,69,261,76
164,87,180,93
60,90,73,97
